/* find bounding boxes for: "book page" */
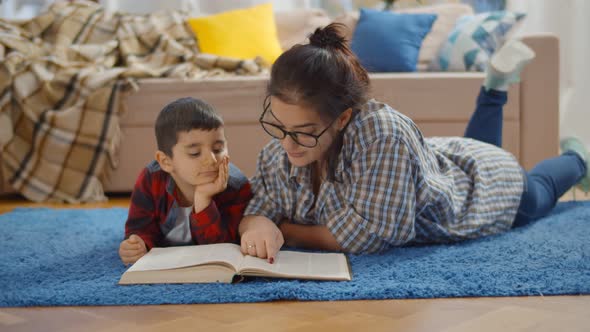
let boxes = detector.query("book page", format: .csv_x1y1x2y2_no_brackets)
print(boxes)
127,243,244,272
239,251,351,281
119,264,236,284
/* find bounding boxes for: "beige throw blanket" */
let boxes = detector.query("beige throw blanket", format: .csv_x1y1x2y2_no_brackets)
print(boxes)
0,1,266,203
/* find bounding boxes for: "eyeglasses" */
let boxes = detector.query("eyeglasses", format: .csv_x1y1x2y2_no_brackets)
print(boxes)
259,96,338,148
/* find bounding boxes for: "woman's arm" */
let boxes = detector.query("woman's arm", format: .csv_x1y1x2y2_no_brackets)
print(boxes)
279,222,342,251
239,142,288,261
325,136,418,254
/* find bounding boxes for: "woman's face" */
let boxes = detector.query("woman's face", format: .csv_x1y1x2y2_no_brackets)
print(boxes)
264,96,343,168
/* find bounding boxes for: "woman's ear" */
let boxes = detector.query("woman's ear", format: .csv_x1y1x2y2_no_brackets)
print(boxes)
338,108,353,131
155,150,173,173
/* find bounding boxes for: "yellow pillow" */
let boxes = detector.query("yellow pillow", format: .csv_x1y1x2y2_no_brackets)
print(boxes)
187,3,283,64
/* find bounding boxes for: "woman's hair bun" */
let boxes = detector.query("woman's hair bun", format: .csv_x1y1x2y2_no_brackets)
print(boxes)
308,23,347,49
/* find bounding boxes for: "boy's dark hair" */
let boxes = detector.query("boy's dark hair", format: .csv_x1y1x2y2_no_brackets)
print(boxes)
267,23,370,181
155,97,223,156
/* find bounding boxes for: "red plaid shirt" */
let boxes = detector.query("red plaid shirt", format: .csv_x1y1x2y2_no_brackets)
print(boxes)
124,160,253,249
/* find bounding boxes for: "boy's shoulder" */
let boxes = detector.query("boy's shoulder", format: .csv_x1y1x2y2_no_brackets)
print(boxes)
143,160,169,179
227,162,249,190
134,160,170,194
215,163,252,205
145,160,162,173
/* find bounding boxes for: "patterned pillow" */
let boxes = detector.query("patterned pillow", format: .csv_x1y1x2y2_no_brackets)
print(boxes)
431,11,525,72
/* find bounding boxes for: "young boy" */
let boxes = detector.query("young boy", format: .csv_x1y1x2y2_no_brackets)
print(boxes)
119,97,253,264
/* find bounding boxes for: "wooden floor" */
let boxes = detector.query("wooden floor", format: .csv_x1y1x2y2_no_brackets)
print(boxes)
1,190,588,332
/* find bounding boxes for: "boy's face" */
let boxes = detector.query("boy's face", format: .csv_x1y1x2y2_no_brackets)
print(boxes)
158,127,228,187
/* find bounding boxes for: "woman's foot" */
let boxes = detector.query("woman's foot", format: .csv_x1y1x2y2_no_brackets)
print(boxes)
560,136,590,194
484,39,536,91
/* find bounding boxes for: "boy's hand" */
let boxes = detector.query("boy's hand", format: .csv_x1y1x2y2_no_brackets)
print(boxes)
239,215,284,263
194,156,230,212
119,234,147,265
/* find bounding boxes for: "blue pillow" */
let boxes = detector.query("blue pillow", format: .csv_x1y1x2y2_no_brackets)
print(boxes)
351,8,436,72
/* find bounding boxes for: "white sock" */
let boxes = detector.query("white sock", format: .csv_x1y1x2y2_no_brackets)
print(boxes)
484,40,536,91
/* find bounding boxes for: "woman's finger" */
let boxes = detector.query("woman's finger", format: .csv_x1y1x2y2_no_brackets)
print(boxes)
255,240,268,259
246,241,258,257
265,238,278,263
240,236,249,254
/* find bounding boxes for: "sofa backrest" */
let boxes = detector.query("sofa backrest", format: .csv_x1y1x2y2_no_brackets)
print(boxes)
274,9,332,51
275,4,475,71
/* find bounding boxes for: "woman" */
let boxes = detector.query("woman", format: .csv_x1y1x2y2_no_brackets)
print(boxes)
238,24,589,261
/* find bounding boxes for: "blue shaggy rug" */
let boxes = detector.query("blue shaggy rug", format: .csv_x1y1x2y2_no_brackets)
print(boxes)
0,202,589,307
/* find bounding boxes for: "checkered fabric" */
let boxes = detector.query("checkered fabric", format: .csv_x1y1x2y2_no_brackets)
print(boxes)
431,11,525,72
245,100,525,254
0,1,266,203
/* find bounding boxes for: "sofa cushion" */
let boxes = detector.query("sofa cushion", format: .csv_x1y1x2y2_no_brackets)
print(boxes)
187,3,282,65
333,4,474,71
351,8,436,72
275,9,332,51
431,11,526,72
332,11,358,43
396,4,474,70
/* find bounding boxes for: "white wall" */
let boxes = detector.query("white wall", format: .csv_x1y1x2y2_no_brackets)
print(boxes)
0,1,316,19
100,0,313,15
509,0,590,148
101,0,198,14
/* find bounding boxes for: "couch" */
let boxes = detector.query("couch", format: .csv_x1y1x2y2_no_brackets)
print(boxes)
0,9,559,194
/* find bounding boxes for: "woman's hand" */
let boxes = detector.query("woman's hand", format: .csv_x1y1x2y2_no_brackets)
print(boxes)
239,215,284,263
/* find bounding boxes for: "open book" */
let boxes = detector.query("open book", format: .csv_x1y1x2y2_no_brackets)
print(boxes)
119,243,351,284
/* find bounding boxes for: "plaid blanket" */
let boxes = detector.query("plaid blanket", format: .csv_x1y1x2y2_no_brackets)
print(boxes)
0,1,266,203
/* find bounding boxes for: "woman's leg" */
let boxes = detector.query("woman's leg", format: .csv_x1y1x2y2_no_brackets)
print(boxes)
463,88,507,147
464,40,536,147
513,151,587,227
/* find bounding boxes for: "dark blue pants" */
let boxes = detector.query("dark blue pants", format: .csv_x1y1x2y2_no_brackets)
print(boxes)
464,87,587,226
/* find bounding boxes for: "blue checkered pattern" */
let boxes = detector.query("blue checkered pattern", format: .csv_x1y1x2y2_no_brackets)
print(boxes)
245,100,525,254
431,11,525,72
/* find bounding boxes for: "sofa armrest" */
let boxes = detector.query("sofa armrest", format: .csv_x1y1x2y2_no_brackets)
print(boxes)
520,34,560,170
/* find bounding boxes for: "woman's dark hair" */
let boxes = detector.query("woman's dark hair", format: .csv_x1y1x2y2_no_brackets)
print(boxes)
155,97,223,157
267,23,370,181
